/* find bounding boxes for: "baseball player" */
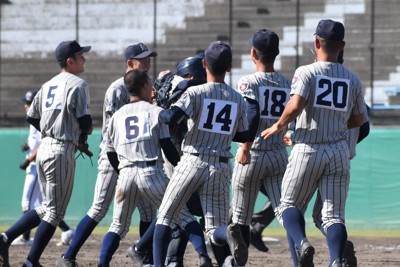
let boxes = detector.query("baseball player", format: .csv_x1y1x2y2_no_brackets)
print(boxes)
153,41,250,267
57,43,158,267
310,50,370,267
261,19,365,267
0,40,92,267
125,55,215,267
97,69,201,266
12,91,75,247
227,29,291,266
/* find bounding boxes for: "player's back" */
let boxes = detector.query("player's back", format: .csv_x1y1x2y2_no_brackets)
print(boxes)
33,72,90,144
108,100,168,168
177,82,247,158
238,72,291,151
100,77,129,153
291,61,364,144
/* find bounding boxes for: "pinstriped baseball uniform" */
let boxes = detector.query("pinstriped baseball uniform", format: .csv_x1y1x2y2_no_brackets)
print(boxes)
156,82,248,232
106,100,194,237
312,104,370,228
231,72,291,226
21,125,42,212
277,61,365,231
27,71,91,226
87,77,156,222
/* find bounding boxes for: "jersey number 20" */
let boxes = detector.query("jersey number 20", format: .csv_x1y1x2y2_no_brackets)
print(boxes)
314,75,350,111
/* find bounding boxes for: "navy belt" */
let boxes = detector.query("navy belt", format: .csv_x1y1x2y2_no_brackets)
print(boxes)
146,160,157,166
190,153,229,163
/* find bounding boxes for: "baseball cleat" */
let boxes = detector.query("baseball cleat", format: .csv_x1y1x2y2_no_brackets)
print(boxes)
199,254,213,267
226,223,248,266
297,239,314,267
11,236,33,246
56,255,78,267
330,259,343,267
343,240,357,267
22,259,44,267
0,235,10,267
126,244,146,266
57,228,75,246
249,227,269,252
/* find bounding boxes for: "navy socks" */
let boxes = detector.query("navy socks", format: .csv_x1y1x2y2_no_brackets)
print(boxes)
153,224,172,267
27,221,56,264
282,207,306,247
184,221,207,256
326,223,347,265
64,215,98,260
99,232,121,265
5,209,41,243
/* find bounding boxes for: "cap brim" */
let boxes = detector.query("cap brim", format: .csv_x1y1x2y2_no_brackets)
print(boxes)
78,46,91,54
133,51,157,59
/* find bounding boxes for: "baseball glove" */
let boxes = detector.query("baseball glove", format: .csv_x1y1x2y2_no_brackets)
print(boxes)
78,133,93,158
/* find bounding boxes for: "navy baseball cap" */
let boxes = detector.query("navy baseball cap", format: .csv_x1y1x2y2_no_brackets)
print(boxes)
204,41,232,71
124,43,157,60
22,90,37,104
249,29,279,56
55,40,91,63
315,19,345,41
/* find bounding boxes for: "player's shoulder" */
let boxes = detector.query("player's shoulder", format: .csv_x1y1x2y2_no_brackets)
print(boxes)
105,77,125,93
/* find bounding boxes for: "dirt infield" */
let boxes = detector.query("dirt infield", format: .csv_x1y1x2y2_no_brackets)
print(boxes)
6,233,400,267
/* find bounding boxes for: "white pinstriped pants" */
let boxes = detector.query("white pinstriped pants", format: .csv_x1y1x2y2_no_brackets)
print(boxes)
35,137,76,227
277,141,350,231
87,153,156,223
108,161,194,238
157,153,231,232
231,148,288,225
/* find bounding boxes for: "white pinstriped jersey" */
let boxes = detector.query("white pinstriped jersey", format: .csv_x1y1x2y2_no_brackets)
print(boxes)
173,82,248,158
27,72,91,146
100,77,130,154
237,72,291,151
347,104,369,159
290,62,365,144
106,100,170,169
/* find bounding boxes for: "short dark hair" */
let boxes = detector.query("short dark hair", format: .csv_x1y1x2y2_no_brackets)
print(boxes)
124,69,149,96
253,48,276,65
57,53,77,68
316,36,344,53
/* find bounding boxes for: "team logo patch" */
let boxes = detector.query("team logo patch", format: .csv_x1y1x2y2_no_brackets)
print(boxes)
180,92,188,99
239,82,249,92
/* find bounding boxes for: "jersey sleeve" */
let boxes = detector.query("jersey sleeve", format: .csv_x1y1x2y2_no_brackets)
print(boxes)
350,78,365,116
172,87,195,118
237,77,257,101
236,99,249,133
105,117,116,153
291,66,310,100
74,81,91,118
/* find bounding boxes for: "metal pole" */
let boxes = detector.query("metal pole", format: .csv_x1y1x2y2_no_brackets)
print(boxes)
295,0,300,68
370,0,375,108
76,0,79,42
229,0,232,86
153,0,157,78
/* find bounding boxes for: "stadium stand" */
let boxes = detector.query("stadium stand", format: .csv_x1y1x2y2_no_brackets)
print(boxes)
0,0,399,126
